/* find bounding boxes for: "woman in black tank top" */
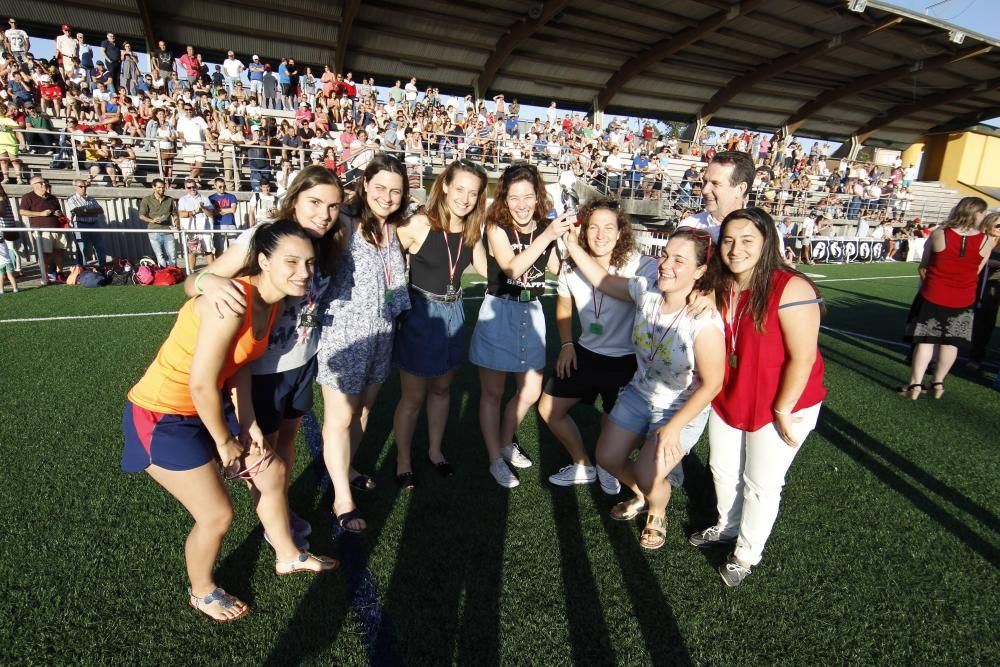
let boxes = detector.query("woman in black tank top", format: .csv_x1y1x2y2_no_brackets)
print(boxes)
391,159,489,488
469,164,574,488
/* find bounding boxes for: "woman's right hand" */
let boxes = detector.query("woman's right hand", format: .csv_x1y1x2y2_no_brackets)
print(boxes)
545,212,574,242
216,435,244,471
556,343,577,379
201,274,248,319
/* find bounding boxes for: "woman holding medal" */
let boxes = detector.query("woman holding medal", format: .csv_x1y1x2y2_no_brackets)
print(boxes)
124,221,338,624
538,198,642,494
688,207,825,587
470,163,574,488
563,226,725,549
392,159,489,488
317,155,410,531
184,166,346,550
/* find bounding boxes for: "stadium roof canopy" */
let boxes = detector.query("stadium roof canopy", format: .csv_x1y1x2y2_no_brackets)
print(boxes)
19,0,1000,149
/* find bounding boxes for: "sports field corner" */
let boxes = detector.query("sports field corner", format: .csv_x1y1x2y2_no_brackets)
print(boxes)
1,262,998,665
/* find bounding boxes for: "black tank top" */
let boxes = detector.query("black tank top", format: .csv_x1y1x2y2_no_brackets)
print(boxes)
485,222,553,299
409,229,471,295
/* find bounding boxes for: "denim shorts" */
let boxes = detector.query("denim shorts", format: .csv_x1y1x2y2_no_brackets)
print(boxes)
469,293,546,372
393,288,466,377
608,383,710,453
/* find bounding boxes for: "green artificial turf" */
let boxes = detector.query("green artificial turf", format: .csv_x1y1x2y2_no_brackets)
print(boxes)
1,263,998,665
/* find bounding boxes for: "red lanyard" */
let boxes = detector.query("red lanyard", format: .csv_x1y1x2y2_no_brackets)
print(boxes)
443,230,462,286
647,299,687,364
591,286,604,321
726,285,747,358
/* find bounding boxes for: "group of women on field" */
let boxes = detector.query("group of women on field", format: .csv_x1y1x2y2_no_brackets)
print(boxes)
121,154,829,622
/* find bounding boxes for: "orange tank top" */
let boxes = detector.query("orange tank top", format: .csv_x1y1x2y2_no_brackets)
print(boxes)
127,279,278,415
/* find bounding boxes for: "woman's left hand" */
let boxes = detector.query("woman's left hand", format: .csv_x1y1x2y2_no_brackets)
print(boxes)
240,422,267,458
773,410,802,448
686,289,717,319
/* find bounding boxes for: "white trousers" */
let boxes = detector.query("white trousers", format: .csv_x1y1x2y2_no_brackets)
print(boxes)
708,403,822,566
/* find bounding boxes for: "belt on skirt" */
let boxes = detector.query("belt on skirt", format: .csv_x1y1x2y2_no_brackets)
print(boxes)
488,291,540,303
410,284,462,303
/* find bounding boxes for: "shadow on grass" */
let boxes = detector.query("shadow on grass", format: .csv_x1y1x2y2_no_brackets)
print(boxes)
819,408,999,567
378,382,510,666
536,405,617,666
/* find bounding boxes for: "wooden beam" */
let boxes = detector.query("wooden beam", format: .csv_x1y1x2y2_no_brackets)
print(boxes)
336,0,361,73
477,0,572,96
784,43,993,135
697,16,902,123
853,76,1000,143
595,0,768,111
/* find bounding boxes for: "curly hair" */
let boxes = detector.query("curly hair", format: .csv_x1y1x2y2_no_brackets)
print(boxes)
485,163,551,231
568,197,636,271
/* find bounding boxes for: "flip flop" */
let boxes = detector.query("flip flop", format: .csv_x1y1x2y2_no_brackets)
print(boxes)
275,551,340,576
187,587,249,623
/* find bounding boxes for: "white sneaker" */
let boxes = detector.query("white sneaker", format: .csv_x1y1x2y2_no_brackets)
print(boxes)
596,465,622,495
548,463,596,487
501,441,533,469
489,458,519,488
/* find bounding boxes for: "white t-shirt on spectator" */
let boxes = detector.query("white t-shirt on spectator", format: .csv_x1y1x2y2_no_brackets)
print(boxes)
5,29,28,52
404,82,418,102
222,58,244,78
177,115,208,143
178,193,213,231
557,252,641,358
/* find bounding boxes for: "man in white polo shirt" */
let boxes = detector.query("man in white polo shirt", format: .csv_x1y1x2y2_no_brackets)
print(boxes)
680,150,754,243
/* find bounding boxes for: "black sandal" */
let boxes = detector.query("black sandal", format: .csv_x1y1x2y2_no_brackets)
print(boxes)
897,383,925,400
396,470,416,492
930,381,944,399
429,457,454,477
349,474,376,492
335,509,366,534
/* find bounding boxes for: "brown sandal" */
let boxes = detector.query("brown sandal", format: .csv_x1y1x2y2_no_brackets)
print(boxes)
640,514,667,550
610,497,648,522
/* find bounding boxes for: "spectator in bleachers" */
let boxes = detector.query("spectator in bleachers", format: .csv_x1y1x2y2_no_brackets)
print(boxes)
100,32,121,89
222,50,243,94
0,103,23,183
177,102,208,185
66,179,107,266
120,41,140,95
138,178,178,267
5,18,29,65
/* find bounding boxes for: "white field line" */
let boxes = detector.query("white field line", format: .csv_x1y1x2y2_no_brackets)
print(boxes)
0,311,177,324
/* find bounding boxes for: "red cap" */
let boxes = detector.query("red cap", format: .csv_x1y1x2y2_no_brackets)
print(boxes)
61,24,71,31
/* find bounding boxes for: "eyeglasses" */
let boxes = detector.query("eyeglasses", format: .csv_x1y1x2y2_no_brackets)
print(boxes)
224,451,273,481
186,185,198,189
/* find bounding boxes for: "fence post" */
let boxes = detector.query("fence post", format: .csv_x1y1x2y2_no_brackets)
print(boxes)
33,229,48,286
180,229,192,274
70,134,80,176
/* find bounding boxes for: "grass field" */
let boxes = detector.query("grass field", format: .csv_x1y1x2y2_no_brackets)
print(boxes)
1,262,998,666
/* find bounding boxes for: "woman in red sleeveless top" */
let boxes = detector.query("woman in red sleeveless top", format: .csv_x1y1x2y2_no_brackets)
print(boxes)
903,197,994,399
687,207,826,588
122,222,338,623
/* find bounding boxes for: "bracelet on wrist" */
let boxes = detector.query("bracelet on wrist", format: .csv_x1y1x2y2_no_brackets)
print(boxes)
560,341,574,348
194,270,214,295
772,407,792,416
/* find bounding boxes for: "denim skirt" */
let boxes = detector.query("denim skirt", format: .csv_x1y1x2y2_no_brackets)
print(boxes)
393,288,467,377
469,293,546,372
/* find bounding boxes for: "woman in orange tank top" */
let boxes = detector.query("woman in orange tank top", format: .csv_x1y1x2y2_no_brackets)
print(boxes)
122,221,338,623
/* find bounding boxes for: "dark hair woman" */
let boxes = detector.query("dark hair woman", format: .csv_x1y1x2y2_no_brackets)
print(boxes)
124,221,338,623
688,207,826,588
469,163,574,488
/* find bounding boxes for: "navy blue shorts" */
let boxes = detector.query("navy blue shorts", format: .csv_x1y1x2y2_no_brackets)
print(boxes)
393,289,466,377
121,400,237,473
251,355,318,436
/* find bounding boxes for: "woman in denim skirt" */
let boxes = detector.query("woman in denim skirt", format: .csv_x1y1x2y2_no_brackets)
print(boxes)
392,159,489,488
469,164,574,488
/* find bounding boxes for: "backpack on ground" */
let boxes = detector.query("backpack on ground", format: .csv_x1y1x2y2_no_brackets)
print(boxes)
151,266,185,286
105,257,136,286
135,257,158,286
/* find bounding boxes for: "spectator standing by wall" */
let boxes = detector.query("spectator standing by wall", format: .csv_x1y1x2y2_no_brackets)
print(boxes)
178,178,214,271
5,18,29,65
139,178,178,267
101,32,121,89
247,55,264,98
152,40,174,80
20,177,67,276
120,41,140,95
222,51,244,95
55,24,77,75
208,177,239,258
76,32,94,84
66,179,107,266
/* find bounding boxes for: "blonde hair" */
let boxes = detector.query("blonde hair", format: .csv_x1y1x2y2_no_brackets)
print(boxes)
944,197,987,231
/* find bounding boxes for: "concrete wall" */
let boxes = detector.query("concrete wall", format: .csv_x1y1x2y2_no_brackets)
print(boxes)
911,130,1000,206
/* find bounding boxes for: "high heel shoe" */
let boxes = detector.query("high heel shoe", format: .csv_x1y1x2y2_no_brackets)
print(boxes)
930,381,944,399
898,383,925,400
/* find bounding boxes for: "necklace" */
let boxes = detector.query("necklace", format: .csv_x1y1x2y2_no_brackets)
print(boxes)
726,284,748,368
644,298,687,380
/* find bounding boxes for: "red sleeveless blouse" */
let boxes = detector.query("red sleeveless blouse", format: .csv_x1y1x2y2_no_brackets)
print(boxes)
920,228,985,309
712,271,826,431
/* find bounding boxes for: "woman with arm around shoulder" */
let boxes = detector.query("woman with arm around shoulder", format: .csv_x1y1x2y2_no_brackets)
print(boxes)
538,198,643,494
688,207,826,587
904,197,994,396
392,159,489,488
564,224,725,549
122,222,338,624
471,163,573,487
316,155,410,531
182,166,346,547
